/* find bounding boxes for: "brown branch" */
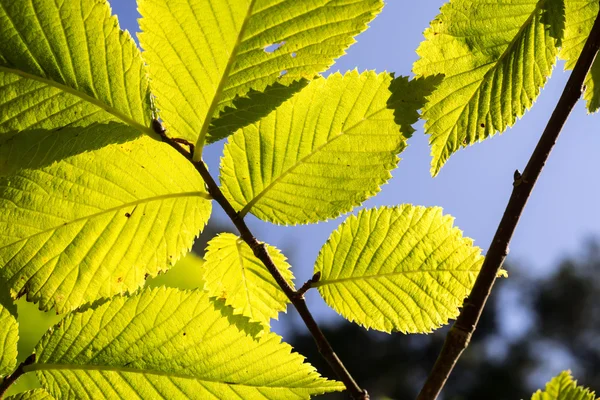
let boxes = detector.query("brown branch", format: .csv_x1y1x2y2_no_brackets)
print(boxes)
153,123,368,400
0,354,36,398
416,6,600,400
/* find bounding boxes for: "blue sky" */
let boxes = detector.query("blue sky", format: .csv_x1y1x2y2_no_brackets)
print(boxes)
112,1,600,327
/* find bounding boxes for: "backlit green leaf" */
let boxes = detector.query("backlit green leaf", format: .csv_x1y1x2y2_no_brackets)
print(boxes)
203,233,293,327
27,288,343,399
0,126,211,312
0,0,152,135
414,0,563,176
532,371,597,400
560,0,600,113
138,0,383,150
0,278,18,377
6,389,55,400
314,206,484,333
221,71,410,225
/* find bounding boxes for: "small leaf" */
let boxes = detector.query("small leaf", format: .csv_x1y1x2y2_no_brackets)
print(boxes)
221,71,411,225
414,0,562,175
0,126,211,312
0,278,18,377
6,389,55,400
532,371,597,400
203,233,293,327
314,206,484,333
138,0,384,147
0,0,152,134
559,0,600,113
29,288,344,399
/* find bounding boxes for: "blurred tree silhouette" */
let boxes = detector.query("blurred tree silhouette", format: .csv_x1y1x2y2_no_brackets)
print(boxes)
290,240,600,400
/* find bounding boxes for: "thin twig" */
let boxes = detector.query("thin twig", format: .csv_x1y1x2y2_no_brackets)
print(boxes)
153,123,368,400
0,354,36,398
296,272,322,298
417,6,600,400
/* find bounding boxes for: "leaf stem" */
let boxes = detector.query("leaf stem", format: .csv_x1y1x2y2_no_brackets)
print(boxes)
296,272,321,298
0,354,36,398
416,5,600,400
153,123,369,400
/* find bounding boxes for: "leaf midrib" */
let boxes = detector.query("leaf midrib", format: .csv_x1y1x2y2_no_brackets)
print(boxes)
429,0,547,172
0,191,210,250
25,362,339,390
239,107,390,216
0,66,154,137
235,239,254,319
193,0,258,158
313,267,480,287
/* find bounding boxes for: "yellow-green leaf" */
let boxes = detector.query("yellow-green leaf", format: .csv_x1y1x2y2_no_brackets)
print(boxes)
221,71,409,225
27,288,343,399
0,0,152,135
414,0,563,175
314,206,484,333
0,278,18,377
532,371,597,400
138,0,384,150
560,0,600,113
6,389,55,400
203,233,293,327
0,126,211,312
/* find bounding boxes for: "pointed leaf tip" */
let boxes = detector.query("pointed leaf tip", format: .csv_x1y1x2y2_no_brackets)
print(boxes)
414,0,562,175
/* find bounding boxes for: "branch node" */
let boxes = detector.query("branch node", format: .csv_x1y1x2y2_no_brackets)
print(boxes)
296,271,322,298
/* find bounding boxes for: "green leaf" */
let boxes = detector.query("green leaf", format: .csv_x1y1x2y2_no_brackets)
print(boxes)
27,288,343,399
0,0,152,135
532,371,597,400
584,59,600,112
202,233,293,328
313,206,484,333
138,0,384,150
0,127,211,312
0,278,18,377
560,0,598,70
414,0,563,176
6,389,55,400
221,71,411,225
560,0,600,112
